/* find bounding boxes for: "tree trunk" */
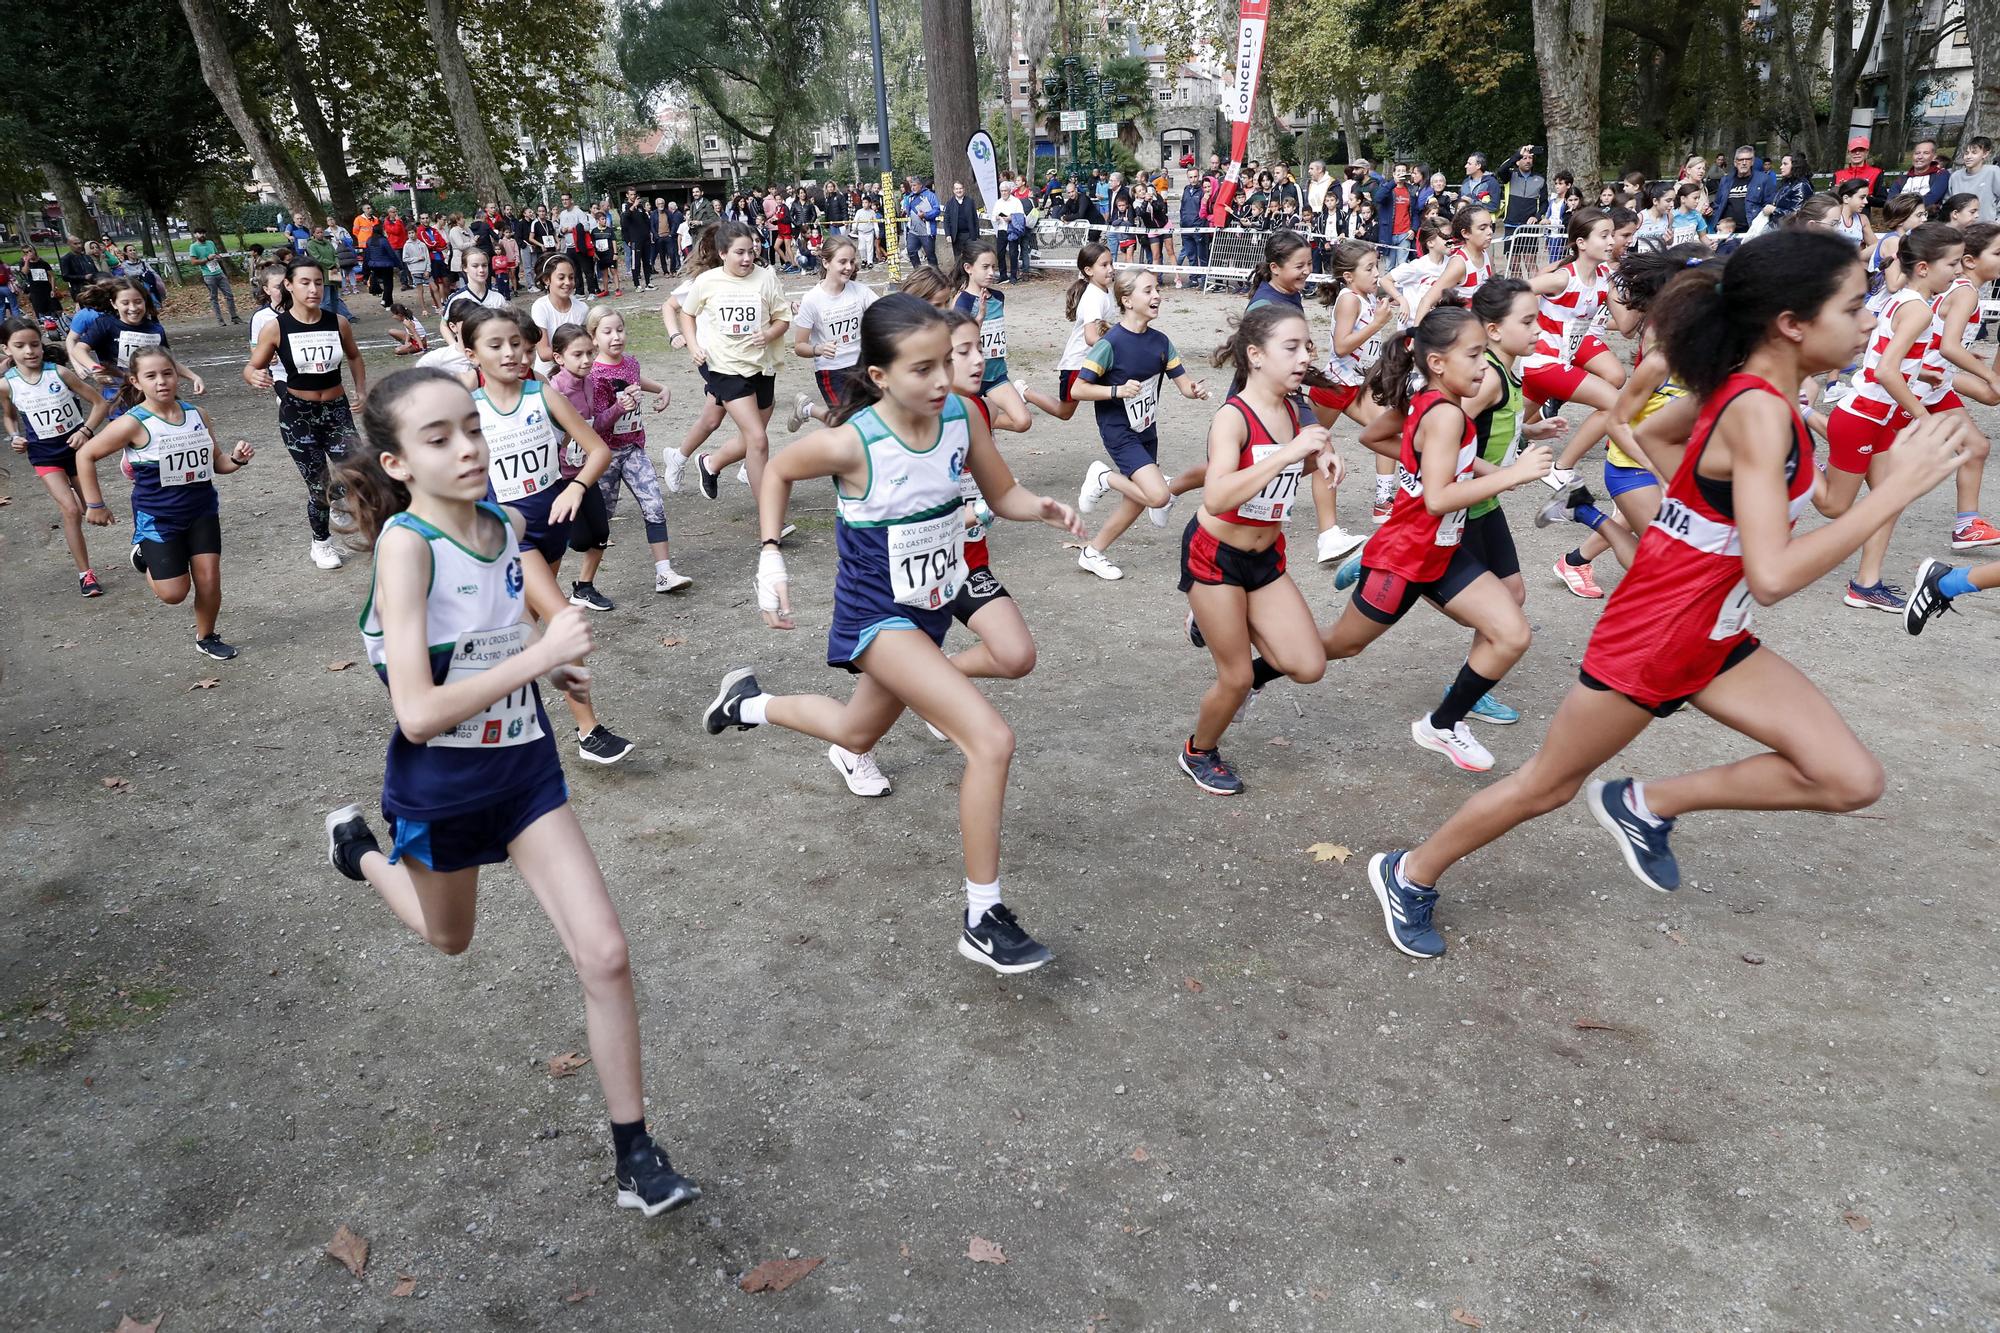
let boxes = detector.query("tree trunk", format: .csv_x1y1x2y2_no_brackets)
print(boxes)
177,0,322,221
267,0,357,221
41,161,98,241
1335,96,1369,164
423,0,513,206
1530,0,1604,187
1972,0,2000,142
1249,91,1284,165
151,205,182,280
922,0,982,201
1878,0,1915,166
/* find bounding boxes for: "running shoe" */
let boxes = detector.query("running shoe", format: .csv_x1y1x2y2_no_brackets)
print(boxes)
735,463,749,486
828,744,892,797
697,455,720,501
1078,460,1114,514
569,580,615,611
786,392,814,434
1541,465,1581,494
1535,482,1596,529
1842,580,1906,612
1467,694,1520,725
1951,517,2000,551
1540,398,1565,421
1371,495,1393,525
130,543,148,576
1077,546,1124,580
1904,557,1958,636
194,632,238,661
923,718,948,742
1586,777,1680,892
1368,850,1444,959
1178,739,1244,794
310,537,344,570
614,1133,702,1217
654,567,693,594
323,803,380,882
958,903,1053,974
662,448,688,493
576,724,635,764
703,668,763,733
1315,526,1367,563
78,570,103,598
1146,495,1175,527
1334,553,1363,591
1410,715,1493,772
1553,556,1604,599
1185,609,1205,649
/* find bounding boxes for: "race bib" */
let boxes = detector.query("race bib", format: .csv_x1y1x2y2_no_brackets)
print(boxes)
886,507,965,609
979,315,1007,362
1710,578,1755,639
1123,374,1163,434
1562,318,1588,364
561,438,586,471
612,406,642,437
289,329,341,377
429,621,545,748
26,384,82,438
116,329,163,370
716,299,763,338
486,419,556,503
1435,506,1466,547
1237,443,1302,523
155,436,213,487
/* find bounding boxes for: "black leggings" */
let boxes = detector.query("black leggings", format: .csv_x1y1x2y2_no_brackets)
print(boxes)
573,250,598,295
277,391,357,541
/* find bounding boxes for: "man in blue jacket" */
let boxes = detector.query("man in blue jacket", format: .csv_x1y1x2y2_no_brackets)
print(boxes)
1460,153,1501,211
1707,145,1778,233
1375,164,1418,267
901,175,941,267
1178,169,1210,276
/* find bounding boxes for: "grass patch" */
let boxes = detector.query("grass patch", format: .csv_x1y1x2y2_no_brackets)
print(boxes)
3,972,183,1067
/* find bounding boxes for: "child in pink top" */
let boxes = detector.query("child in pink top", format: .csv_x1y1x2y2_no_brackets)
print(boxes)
578,305,687,593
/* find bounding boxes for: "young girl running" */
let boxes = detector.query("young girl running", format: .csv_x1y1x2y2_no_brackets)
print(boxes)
1917,219,2000,551
547,326,619,611
951,239,1032,433
1367,230,1973,960
1243,231,1356,548
75,346,255,658
244,256,367,571
530,254,588,378
786,235,877,431
461,306,634,764
2,316,111,595
321,367,701,1217
1177,304,1336,795
1073,268,1213,580
1021,243,1115,422
1387,221,1451,320
66,277,204,406
579,305,686,596
1822,222,1963,611
1520,208,1635,493
1308,240,1394,554
703,295,1083,972
1411,205,1498,323
677,222,793,500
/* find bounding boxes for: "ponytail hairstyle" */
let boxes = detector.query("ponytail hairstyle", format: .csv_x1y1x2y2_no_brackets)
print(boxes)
538,251,578,287
898,264,955,307
1448,205,1492,244
1562,206,1611,264
1883,194,1927,232
1367,306,1477,414
1962,220,2000,265
954,237,998,289
683,225,723,277
336,367,466,548
1672,181,1704,212
1318,239,1378,306
79,275,156,320
1836,177,1870,206
817,233,857,267
1469,275,1531,327
257,261,289,308
1900,221,1964,270
1109,265,1151,314
1065,242,1111,321
1615,243,1712,317
1246,229,1310,293
1415,217,1450,257
114,344,177,414
0,313,41,345
1209,301,1311,396
1652,229,1862,399
828,292,950,427
550,324,593,360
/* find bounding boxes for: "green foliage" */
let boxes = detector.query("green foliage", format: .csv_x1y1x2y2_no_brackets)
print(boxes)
892,120,935,184
827,151,859,186
584,153,672,198
660,142,703,178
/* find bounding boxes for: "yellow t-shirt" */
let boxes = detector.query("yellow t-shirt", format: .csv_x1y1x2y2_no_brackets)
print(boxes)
685,266,793,377
1612,376,1686,469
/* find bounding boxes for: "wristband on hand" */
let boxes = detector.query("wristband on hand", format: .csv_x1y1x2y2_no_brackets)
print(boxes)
86,502,105,510
564,476,589,493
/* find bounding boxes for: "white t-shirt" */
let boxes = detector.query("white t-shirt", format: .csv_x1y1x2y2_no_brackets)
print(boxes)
556,207,592,247
416,344,473,377
1059,282,1119,371
1389,254,1445,310
792,281,877,370
250,306,286,383
530,294,586,376
990,195,1022,237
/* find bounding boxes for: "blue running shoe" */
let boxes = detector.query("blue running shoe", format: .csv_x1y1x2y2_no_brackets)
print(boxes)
1586,778,1681,892
1368,851,1444,959
1177,739,1244,795
1467,693,1520,725
1842,580,1906,613
1334,553,1363,591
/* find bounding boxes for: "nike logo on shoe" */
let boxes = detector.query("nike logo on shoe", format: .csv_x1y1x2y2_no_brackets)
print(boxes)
967,931,996,955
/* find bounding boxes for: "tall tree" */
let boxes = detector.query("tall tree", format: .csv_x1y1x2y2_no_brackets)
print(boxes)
40,163,98,242
978,0,1019,175
425,0,513,204
266,0,359,220
177,0,323,219
1971,0,2000,142
1530,0,1606,185
922,0,983,197
1766,0,1884,168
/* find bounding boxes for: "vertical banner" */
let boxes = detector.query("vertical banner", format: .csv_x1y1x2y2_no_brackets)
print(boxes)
1206,0,1268,228
967,131,1000,213
881,171,902,281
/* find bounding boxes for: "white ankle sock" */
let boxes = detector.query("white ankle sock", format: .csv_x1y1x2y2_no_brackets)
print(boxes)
1626,780,1664,827
655,558,673,576
964,878,1001,928
738,694,770,726
1374,475,1394,503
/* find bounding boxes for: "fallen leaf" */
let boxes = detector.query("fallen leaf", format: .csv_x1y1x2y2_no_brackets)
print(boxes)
188,678,221,691
324,1224,368,1277
898,1242,911,1259
1741,953,1766,965
1267,735,1292,747
114,1318,161,1333
1842,1209,1871,1232
1306,842,1352,864
101,776,131,792
0,495,11,506
1573,1018,1622,1032
564,1286,596,1304
1130,1145,1149,1162
54,641,78,650
1664,929,1686,945
967,1237,1007,1264
1451,1310,1486,1328
391,1275,416,1298
1183,978,1203,994
326,660,356,672
547,1051,591,1079
659,636,685,648
738,1257,822,1293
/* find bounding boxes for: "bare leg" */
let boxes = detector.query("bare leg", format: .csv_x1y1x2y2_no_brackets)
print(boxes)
520,548,600,735
189,553,222,639
1550,374,1626,470
41,472,91,572
1188,576,1324,749
351,848,482,950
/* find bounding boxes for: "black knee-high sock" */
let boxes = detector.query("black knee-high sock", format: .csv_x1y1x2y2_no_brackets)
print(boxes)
1431,660,1500,731
1250,656,1286,689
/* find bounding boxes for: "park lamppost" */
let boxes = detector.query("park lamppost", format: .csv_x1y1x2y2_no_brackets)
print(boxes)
1043,56,1117,185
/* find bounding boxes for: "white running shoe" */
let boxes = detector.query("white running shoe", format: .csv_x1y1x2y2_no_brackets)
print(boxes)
1541,466,1580,494
787,392,814,434
828,744,892,797
1146,495,1175,527
662,448,688,493
1410,715,1494,772
309,538,344,570
735,463,749,486
655,567,693,593
1077,545,1124,580
1078,460,1113,514
923,718,948,742
1315,526,1366,563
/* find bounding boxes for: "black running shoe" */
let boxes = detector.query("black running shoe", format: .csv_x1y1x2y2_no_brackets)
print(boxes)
576,724,635,764
78,570,103,598
1904,557,1957,636
697,455,720,501
1185,610,1206,649
614,1133,702,1217
702,668,762,733
569,580,615,612
130,543,148,576
194,632,238,661
958,903,1053,974
323,803,380,881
